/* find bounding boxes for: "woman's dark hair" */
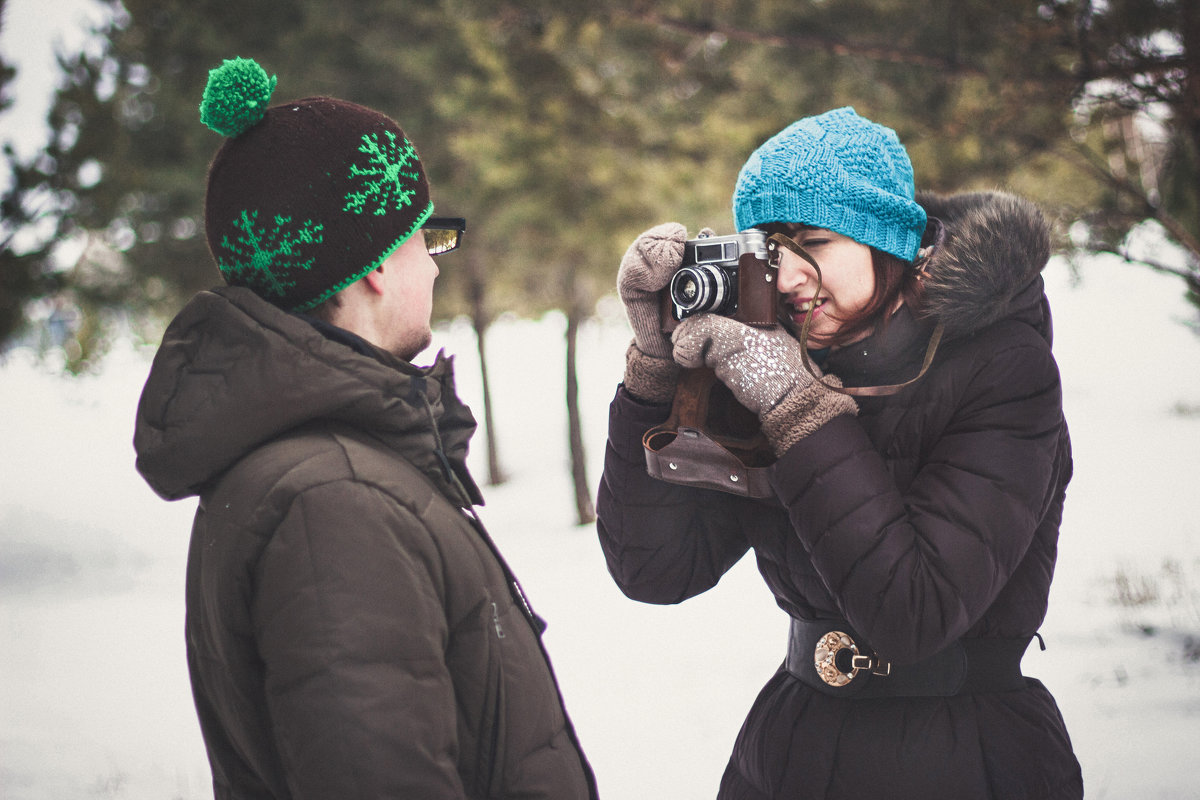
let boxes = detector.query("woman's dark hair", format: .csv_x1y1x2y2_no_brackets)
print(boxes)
760,222,925,349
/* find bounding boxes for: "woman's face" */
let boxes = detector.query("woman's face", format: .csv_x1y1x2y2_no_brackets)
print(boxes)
775,228,877,347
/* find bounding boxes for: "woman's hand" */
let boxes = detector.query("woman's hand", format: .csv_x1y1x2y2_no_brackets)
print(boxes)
672,314,858,453
672,315,811,414
617,222,688,359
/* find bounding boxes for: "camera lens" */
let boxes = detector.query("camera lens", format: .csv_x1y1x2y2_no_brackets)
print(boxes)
669,265,732,318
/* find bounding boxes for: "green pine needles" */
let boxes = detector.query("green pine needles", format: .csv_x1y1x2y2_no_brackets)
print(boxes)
344,130,422,216
218,210,324,298
200,57,278,137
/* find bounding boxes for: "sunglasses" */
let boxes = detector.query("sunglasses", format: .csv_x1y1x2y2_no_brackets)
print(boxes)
422,217,466,256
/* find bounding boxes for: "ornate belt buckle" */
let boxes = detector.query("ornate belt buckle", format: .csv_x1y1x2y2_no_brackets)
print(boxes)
814,630,892,687
814,630,861,687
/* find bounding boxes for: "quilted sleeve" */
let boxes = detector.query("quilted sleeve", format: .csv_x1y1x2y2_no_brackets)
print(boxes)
596,386,759,605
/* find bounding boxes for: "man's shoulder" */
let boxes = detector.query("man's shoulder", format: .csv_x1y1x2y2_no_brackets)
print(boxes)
195,421,484,577
207,422,435,518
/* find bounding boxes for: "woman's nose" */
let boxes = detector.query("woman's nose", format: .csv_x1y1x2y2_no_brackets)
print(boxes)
776,253,811,294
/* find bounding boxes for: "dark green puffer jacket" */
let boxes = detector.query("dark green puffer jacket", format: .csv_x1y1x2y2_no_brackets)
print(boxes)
135,286,596,800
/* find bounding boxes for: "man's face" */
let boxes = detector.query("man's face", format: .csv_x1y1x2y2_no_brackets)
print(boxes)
378,231,439,360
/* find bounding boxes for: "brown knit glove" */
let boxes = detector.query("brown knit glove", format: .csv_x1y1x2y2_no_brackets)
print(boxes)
759,378,858,456
672,314,858,455
622,341,682,404
617,222,688,360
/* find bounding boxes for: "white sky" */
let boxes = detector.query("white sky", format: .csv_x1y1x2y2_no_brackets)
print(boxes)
0,0,107,158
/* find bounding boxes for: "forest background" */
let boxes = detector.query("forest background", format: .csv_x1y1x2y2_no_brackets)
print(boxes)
1,0,1198,524
1,2,1199,798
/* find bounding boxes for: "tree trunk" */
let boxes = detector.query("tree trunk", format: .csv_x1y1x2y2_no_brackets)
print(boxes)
467,251,507,486
1183,0,1200,162
1180,0,1200,257
564,268,595,526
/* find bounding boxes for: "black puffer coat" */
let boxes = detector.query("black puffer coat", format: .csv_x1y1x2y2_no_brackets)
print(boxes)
135,286,596,800
596,192,1081,799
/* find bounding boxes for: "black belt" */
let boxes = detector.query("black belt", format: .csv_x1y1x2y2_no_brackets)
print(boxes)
785,617,1033,698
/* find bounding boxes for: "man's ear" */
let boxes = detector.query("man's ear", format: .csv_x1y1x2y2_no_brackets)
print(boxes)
361,266,387,295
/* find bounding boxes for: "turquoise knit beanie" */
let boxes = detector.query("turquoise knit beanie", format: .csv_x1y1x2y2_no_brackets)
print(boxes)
732,107,926,263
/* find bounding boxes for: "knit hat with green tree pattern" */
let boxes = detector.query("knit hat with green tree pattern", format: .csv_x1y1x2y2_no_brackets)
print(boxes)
200,57,433,310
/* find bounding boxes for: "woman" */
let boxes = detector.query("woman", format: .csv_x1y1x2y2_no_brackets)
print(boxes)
596,107,1082,799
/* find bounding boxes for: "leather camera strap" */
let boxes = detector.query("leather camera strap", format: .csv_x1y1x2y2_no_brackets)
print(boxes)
642,367,776,498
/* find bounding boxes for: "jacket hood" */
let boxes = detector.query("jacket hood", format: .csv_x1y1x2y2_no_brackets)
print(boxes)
134,286,481,505
915,190,1053,340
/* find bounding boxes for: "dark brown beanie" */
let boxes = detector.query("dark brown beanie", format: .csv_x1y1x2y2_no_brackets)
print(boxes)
200,58,433,310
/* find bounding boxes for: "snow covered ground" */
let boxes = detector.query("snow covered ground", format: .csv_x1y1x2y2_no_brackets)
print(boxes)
1,250,1198,799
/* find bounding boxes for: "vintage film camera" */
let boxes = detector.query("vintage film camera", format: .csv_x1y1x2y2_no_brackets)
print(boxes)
659,229,778,333
644,228,781,497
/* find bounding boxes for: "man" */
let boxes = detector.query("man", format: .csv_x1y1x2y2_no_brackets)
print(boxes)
134,57,597,799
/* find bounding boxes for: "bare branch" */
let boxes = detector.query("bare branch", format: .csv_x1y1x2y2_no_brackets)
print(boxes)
1064,142,1200,258
1092,245,1199,282
613,8,986,76
617,8,1191,104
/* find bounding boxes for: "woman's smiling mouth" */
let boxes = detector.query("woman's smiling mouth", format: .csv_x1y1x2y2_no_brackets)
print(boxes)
787,297,829,318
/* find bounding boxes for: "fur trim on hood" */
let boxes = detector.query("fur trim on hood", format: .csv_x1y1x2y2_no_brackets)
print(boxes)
915,191,1052,339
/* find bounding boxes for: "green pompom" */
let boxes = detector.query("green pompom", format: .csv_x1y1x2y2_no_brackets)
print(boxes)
199,57,278,138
